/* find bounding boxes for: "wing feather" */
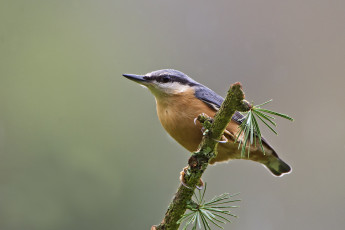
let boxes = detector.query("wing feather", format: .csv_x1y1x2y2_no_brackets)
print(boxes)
194,86,244,124
194,86,277,155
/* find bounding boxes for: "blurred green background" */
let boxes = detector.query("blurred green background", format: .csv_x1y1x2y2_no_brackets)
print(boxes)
1,1,345,229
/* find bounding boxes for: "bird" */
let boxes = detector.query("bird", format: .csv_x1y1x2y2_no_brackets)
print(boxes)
122,69,291,176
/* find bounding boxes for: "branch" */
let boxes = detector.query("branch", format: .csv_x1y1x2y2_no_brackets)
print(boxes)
153,82,251,230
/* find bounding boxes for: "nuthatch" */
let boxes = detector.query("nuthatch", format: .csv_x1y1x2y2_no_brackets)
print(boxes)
123,69,291,176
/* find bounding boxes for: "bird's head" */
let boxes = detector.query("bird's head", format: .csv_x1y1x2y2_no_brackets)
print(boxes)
123,69,200,97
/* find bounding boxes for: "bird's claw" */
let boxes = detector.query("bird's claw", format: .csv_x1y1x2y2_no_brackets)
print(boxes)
194,117,198,125
213,135,228,143
196,178,204,190
180,167,191,189
180,166,204,190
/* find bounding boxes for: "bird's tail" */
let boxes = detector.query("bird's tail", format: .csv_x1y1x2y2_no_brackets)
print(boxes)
265,157,292,177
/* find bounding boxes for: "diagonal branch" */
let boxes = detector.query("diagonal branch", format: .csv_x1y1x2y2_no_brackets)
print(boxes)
152,82,251,230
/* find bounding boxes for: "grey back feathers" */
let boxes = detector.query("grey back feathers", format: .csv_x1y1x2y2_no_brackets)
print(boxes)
194,85,245,125
194,86,224,111
195,85,277,156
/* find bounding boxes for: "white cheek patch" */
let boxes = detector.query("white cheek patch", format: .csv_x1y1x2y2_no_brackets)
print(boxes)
159,82,190,94
147,81,192,97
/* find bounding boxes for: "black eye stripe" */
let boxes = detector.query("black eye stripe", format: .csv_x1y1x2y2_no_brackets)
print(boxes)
143,75,169,82
156,75,171,83
145,74,198,86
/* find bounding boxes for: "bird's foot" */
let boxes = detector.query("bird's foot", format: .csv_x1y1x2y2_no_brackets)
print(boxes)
196,178,204,190
213,135,228,143
193,117,198,125
180,166,204,190
194,114,214,137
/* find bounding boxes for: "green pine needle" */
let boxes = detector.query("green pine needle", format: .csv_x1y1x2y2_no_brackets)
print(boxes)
178,183,240,230
235,99,294,157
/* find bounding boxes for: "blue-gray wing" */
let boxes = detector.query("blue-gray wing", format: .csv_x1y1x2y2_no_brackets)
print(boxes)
194,86,277,154
194,86,244,124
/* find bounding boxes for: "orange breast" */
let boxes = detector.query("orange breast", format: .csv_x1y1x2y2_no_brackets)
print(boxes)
155,90,240,153
154,90,278,169
155,92,206,152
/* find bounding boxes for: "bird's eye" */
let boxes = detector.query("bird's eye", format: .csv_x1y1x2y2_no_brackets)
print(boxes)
161,76,170,83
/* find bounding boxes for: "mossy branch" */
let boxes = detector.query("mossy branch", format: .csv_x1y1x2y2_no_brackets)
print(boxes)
152,82,250,230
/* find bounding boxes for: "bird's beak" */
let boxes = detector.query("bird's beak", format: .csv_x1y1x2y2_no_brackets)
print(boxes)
122,74,148,84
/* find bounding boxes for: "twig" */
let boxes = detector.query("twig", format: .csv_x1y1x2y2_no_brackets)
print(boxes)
153,82,250,230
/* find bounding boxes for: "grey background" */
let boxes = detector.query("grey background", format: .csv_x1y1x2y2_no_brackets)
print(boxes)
1,0,345,229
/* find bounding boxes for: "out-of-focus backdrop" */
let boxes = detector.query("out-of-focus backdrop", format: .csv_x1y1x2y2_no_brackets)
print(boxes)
1,1,345,229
